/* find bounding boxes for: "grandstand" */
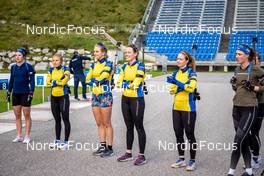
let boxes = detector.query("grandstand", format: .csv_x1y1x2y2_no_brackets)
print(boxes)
134,0,264,70
226,31,264,61
226,0,264,61
146,31,220,61
146,0,226,61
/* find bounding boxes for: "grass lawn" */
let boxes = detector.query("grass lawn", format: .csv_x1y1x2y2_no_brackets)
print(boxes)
0,86,86,113
0,0,148,50
146,70,173,78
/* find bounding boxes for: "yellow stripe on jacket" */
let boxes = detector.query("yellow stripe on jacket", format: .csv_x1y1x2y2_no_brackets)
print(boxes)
169,67,197,112
46,66,70,97
117,61,145,98
86,58,113,95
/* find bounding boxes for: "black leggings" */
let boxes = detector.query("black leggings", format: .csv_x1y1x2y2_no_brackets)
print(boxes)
121,96,146,154
249,117,263,156
249,104,264,156
51,95,71,141
173,110,197,160
230,106,256,169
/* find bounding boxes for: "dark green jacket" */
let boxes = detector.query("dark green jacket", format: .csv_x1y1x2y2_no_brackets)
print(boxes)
233,64,264,107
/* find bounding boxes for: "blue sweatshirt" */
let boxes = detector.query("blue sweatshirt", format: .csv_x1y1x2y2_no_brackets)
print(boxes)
8,62,35,94
69,55,91,75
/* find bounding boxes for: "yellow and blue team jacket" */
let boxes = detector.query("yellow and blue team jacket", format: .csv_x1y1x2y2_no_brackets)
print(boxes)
169,67,197,112
86,58,113,95
46,65,70,97
117,60,145,98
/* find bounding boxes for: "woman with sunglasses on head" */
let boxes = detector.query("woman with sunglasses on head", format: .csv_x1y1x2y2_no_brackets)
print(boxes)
116,44,147,166
166,50,198,171
7,48,35,144
228,45,264,176
248,53,264,169
46,53,71,150
86,42,114,157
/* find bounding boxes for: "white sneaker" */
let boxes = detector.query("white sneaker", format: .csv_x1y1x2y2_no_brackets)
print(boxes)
251,156,262,169
257,156,262,165
58,141,69,150
22,136,31,144
49,140,61,149
12,136,24,143
186,160,196,171
171,159,187,168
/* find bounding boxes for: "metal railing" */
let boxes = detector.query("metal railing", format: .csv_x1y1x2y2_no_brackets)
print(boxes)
128,0,156,44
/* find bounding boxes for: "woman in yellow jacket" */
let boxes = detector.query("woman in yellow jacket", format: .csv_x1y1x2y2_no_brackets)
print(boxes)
86,42,114,157
166,50,198,171
116,44,147,166
46,53,71,150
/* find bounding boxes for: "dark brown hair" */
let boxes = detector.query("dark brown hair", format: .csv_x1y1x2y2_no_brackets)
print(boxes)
180,50,196,70
253,52,261,63
248,48,256,62
127,44,139,60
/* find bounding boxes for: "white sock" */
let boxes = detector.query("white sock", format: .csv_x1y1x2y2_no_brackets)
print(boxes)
228,169,235,175
245,168,253,175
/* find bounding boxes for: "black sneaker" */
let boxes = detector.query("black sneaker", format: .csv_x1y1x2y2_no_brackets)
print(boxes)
100,149,114,158
75,97,80,101
92,146,106,156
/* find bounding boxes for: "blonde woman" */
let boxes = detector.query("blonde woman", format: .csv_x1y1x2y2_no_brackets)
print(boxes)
86,42,114,157
46,53,71,150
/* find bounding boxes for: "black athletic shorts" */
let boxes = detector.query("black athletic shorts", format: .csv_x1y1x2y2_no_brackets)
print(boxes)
12,93,32,107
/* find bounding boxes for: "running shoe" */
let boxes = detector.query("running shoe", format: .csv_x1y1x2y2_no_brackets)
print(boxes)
186,160,196,171
74,97,80,101
50,140,61,149
100,148,114,158
22,136,31,144
59,141,70,150
12,136,24,143
117,152,133,162
251,156,262,169
93,145,106,156
171,158,186,168
134,155,147,166
241,172,254,176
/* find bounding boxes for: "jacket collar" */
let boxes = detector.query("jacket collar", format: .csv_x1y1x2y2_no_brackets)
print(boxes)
128,60,138,66
180,66,189,73
55,65,62,70
98,58,107,64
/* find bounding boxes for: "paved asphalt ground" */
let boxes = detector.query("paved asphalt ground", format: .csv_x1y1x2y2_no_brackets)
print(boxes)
0,73,263,176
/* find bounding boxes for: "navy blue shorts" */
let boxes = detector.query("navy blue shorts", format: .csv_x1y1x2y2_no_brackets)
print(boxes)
92,92,113,107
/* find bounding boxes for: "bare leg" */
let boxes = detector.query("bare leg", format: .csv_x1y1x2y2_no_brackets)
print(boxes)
92,107,106,143
101,107,113,146
13,106,23,136
22,106,31,137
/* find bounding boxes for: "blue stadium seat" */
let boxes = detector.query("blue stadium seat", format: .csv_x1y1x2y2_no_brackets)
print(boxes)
226,31,264,61
145,31,221,61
